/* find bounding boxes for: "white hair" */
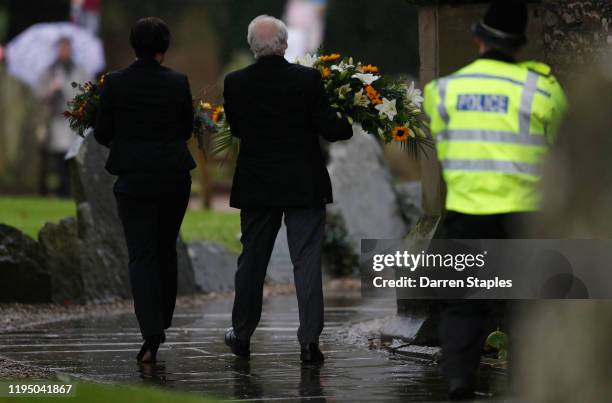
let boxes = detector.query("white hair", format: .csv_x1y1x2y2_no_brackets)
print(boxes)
247,15,288,59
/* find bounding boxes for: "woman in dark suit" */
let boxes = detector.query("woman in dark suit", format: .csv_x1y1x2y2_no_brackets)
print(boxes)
94,17,195,363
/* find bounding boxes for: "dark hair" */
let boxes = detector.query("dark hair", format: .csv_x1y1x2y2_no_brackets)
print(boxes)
129,17,170,59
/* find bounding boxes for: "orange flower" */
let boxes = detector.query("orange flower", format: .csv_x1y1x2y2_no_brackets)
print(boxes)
358,64,379,73
392,126,414,142
321,67,330,78
212,106,224,123
319,53,341,62
365,85,382,105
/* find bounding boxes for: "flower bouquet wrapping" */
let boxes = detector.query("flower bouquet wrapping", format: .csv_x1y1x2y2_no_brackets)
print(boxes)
207,53,433,158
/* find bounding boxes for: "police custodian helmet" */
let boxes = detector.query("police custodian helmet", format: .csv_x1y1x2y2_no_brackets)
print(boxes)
473,0,529,49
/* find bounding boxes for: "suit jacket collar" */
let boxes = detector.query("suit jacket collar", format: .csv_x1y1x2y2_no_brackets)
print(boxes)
130,58,162,70
255,55,289,65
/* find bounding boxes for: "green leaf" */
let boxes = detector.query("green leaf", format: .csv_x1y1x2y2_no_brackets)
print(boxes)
485,329,508,351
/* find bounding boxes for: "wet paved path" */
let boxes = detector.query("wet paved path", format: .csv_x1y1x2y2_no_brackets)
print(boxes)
0,295,507,402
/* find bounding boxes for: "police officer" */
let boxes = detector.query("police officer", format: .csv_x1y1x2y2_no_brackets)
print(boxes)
423,0,566,399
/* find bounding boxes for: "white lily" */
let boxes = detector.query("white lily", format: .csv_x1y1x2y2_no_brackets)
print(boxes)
331,60,354,72
295,54,318,68
337,84,352,100
351,72,380,86
375,98,398,121
405,82,424,108
353,89,370,107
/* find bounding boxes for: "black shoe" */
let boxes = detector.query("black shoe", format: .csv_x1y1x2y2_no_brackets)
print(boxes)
300,343,325,363
136,335,162,363
448,377,475,400
225,327,250,357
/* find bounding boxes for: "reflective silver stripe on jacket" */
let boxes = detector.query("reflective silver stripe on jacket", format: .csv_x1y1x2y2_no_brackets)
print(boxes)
437,78,450,125
437,129,546,146
441,159,541,176
518,71,540,137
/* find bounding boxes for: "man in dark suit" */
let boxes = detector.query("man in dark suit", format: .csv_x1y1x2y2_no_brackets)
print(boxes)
223,15,353,363
94,17,195,363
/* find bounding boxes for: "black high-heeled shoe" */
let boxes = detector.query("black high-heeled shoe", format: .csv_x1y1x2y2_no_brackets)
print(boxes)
136,335,162,363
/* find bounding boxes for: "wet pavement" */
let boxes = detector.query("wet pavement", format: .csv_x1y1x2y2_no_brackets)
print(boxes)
0,294,508,402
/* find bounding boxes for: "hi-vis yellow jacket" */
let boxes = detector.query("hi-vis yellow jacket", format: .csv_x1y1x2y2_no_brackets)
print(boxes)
423,58,567,215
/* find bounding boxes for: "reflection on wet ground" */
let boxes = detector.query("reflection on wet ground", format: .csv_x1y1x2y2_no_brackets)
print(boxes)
0,295,507,401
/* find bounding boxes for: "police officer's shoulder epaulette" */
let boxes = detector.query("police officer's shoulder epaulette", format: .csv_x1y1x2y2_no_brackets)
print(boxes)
520,61,552,77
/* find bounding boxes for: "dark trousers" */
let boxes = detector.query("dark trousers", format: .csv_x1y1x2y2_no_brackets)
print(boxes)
233,208,326,346
114,173,191,339
439,211,533,381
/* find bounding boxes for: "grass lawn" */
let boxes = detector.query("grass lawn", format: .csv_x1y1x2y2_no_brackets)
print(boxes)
0,197,241,253
0,197,76,239
0,381,219,402
180,209,241,253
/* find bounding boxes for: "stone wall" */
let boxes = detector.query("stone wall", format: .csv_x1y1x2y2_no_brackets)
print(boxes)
540,0,612,82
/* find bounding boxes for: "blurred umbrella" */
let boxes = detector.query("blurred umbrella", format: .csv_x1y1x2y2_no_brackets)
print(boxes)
5,22,105,88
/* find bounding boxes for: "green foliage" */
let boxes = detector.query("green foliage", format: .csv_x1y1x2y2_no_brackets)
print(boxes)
0,197,241,253
323,212,359,277
0,381,219,403
485,329,508,361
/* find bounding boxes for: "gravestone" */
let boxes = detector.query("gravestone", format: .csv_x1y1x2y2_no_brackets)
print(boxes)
188,240,237,293
38,217,83,303
0,224,52,303
66,135,197,301
394,181,423,229
326,127,410,254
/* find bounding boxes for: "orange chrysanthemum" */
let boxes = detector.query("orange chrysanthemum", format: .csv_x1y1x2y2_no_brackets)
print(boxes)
321,67,330,78
319,53,341,62
358,64,379,73
212,106,224,123
365,85,383,105
392,126,414,142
